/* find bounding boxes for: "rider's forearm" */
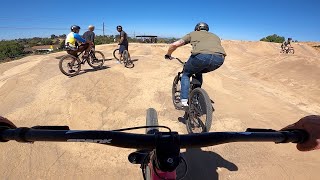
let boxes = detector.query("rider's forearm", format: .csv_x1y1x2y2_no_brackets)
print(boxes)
166,39,185,55
166,45,178,55
119,37,124,44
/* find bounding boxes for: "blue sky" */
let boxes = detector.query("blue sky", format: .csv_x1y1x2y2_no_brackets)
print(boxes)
0,0,319,41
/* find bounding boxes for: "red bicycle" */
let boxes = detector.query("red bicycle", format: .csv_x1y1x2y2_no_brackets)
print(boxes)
0,108,307,180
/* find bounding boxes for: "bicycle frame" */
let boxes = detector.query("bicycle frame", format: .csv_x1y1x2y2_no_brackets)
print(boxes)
129,149,177,180
176,71,201,92
174,58,202,91
78,49,95,64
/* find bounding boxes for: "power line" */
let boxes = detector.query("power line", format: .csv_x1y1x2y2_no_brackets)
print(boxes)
0,26,67,30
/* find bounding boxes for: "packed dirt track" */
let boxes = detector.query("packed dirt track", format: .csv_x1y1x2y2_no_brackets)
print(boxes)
0,41,319,179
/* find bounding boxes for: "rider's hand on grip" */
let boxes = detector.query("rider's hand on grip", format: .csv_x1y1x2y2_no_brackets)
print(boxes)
165,54,172,60
0,116,16,129
281,115,320,151
0,116,17,142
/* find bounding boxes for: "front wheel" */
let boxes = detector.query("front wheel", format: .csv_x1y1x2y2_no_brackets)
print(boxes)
186,88,213,133
59,54,81,76
146,108,159,134
144,108,158,180
88,51,105,69
288,48,294,54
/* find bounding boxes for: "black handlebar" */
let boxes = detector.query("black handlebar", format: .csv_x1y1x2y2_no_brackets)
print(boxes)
171,57,185,65
0,126,307,149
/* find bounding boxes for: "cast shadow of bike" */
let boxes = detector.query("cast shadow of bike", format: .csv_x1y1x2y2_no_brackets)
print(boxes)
74,66,110,77
176,148,238,180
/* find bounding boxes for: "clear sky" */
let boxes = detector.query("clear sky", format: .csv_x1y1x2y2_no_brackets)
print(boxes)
0,0,319,41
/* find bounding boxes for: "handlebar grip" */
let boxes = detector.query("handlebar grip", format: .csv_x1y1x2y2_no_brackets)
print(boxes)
286,129,309,144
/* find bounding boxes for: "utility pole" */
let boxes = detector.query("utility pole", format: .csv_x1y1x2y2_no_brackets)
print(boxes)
103,22,105,36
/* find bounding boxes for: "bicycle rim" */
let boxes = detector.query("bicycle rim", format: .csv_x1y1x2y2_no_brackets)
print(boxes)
59,55,81,76
172,74,181,109
88,51,105,68
186,88,213,133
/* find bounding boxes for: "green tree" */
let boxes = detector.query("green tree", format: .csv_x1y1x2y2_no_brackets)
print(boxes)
95,35,114,45
0,41,24,61
260,34,285,43
59,40,65,49
40,38,53,45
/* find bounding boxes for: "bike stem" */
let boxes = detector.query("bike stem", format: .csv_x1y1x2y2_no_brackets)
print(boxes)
154,132,180,172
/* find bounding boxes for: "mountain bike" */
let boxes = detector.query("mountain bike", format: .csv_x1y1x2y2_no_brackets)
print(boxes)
0,108,308,180
59,48,105,76
113,48,134,68
280,46,294,54
171,57,213,134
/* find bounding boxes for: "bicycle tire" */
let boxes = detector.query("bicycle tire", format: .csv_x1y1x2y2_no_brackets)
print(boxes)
113,48,120,60
146,108,159,134
59,54,81,76
171,74,181,110
88,51,105,69
186,88,213,133
144,108,158,180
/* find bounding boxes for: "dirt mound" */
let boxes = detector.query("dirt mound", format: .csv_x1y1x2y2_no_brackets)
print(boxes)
0,42,319,179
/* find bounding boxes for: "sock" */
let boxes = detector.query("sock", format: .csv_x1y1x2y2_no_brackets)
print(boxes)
181,99,188,106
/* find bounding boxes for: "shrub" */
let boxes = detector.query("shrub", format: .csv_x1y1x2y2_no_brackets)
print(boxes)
0,41,24,61
260,34,285,43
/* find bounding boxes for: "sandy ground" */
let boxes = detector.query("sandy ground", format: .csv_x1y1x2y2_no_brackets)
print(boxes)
0,42,319,180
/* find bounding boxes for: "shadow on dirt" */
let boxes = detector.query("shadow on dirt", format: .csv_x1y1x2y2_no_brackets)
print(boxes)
176,148,238,180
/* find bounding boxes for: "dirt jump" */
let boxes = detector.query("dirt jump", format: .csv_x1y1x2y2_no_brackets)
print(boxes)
0,41,319,179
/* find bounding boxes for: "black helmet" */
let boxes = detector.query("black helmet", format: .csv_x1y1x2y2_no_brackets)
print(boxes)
194,22,209,31
288,38,292,40
116,25,122,30
71,25,80,32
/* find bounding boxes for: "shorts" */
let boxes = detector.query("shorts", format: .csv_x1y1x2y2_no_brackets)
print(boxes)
119,44,129,53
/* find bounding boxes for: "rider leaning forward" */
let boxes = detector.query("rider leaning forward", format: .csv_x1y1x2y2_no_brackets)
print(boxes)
165,22,226,109
281,37,292,51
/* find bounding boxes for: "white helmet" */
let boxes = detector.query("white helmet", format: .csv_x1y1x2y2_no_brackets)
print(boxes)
88,25,95,30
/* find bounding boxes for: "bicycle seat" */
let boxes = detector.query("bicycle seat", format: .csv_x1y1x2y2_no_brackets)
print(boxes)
191,77,201,86
64,44,78,51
